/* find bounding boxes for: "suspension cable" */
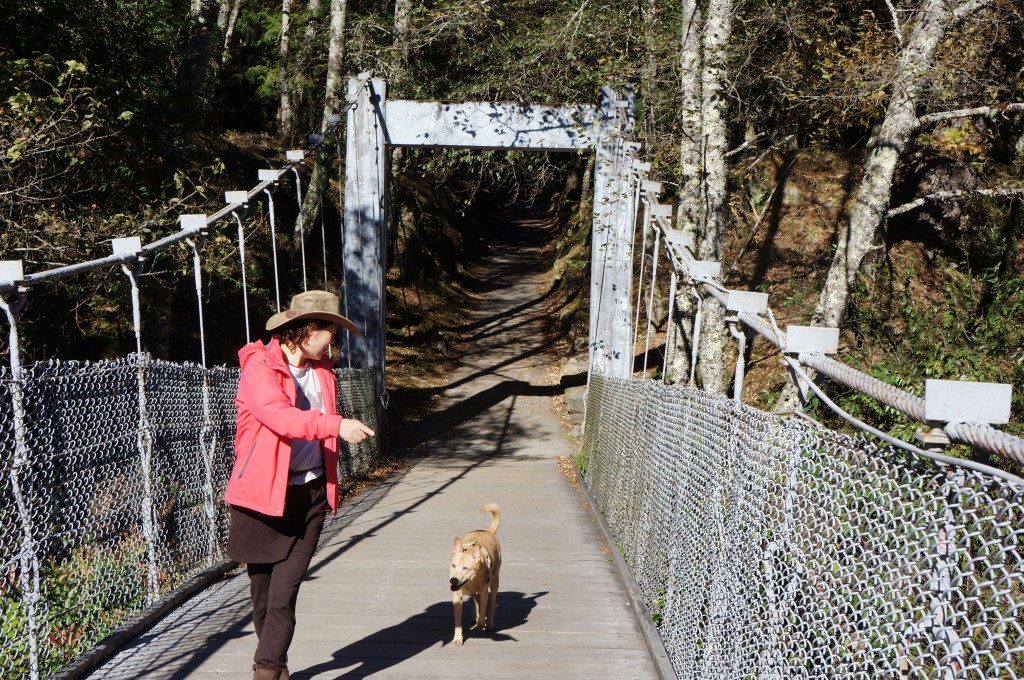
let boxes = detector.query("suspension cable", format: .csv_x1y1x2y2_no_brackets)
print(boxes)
292,165,308,292
120,260,145,354
230,208,251,343
641,191,1024,466
0,120,342,298
185,235,207,369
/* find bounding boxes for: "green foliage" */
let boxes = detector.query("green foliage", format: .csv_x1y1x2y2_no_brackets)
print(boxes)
2,56,118,203
0,533,148,677
573,447,589,474
838,250,1024,462
651,587,666,626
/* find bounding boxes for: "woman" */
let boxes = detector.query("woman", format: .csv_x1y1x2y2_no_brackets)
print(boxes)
224,290,375,680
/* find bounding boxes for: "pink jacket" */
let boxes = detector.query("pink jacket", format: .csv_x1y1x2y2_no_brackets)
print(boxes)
224,337,343,516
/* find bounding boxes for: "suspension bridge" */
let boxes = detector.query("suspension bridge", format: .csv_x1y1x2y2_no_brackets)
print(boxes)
0,76,1022,679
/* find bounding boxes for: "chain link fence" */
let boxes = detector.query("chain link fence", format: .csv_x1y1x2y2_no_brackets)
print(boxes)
581,375,1024,679
0,354,383,678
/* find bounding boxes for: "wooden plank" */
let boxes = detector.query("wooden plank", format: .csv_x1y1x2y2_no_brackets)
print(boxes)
343,76,387,369
86,209,665,680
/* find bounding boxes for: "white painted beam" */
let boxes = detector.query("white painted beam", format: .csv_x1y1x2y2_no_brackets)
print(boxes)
385,100,599,150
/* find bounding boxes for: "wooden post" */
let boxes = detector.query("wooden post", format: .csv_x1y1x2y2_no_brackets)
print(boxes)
589,86,636,379
343,76,388,370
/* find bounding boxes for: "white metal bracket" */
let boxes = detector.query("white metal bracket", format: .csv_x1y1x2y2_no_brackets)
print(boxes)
689,260,722,280
179,214,208,234
727,291,769,314
662,229,692,249
111,237,142,255
225,190,249,214
785,326,839,354
924,379,1013,426
0,260,25,283
286,149,305,162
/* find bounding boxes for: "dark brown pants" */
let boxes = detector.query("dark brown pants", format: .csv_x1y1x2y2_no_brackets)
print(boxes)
229,478,327,668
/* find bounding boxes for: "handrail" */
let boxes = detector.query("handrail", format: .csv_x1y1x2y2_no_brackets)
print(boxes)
0,120,341,296
641,191,1024,467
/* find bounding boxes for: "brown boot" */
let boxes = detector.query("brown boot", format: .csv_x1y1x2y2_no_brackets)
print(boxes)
253,662,285,680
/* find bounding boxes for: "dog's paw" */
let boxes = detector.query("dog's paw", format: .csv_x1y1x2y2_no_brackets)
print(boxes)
451,636,464,646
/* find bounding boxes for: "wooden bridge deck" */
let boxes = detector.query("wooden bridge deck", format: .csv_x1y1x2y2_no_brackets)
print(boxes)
84,213,663,680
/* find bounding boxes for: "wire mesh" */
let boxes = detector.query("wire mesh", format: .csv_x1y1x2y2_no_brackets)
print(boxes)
0,354,383,678
581,375,1024,680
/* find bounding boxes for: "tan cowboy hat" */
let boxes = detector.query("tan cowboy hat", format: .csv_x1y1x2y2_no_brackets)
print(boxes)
265,290,360,335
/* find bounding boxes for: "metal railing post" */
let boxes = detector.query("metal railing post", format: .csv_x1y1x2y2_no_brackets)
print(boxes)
0,290,41,680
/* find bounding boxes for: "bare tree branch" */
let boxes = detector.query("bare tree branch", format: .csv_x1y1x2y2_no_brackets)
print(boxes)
917,102,1024,125
887,187,1024,217
952,0,994,22
724,132,766,158
884,0,903,48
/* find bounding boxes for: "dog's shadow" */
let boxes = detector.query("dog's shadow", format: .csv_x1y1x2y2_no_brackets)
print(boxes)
297,591,545,678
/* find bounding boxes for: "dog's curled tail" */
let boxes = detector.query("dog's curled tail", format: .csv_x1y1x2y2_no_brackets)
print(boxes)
480,503,500,534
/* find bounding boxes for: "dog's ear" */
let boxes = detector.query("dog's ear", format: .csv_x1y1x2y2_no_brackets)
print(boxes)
452,537,463,554
472,543,481,561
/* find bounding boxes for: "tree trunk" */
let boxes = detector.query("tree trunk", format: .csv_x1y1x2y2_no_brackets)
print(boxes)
295,0,347,241
387,0,415,267
694,0,734,395
324,0,348,118
293,0,323,132
677,0,702,236
640,0,659,143
393,0,413,87
664,0,703,385
218,0,244,63
172,0,222,134
278,0,296,146
774,0,992,414
665,285,695,383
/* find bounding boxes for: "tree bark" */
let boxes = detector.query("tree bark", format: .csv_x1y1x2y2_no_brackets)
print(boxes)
639,0,659,143
664,285,695,383
172,0,222,134
293,0,323,132
774,0,993,414
677,0,702,236
218,0,244,63
672,0,737,393
393,0,413,87
693,0,734,395
387,0,414,265
278,0,296,146
813,0,989,329
664,0,703,385
323,0,348,118
295,0,348,241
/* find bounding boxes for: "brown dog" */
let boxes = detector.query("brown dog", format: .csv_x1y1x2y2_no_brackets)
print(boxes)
449,503,501,646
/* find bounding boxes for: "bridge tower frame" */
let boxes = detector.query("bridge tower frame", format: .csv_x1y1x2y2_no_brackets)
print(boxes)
343,75,640,382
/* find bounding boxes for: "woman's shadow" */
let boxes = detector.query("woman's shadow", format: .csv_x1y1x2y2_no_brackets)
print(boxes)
298,591,545,678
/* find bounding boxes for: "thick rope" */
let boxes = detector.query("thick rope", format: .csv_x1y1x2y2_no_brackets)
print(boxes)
646,214,1024,467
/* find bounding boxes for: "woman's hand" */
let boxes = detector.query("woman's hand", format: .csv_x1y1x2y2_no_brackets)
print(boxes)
338,418,375,444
